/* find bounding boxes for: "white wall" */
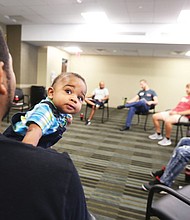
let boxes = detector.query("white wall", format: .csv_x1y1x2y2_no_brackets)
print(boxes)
70,54,190,110
37,46,71,88
46,47,71,88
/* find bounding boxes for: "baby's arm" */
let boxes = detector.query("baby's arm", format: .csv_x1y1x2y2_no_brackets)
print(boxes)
22,123,42,147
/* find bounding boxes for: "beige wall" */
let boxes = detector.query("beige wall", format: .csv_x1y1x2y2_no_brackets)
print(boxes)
70,55,190,110
0,23,6,35
21,42,38,85
37,47,47,87
46,47,71,88
37,46,71,88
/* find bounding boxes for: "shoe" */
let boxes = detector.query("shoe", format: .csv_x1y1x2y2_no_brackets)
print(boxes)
119,126,130,131
149,133,163,140
85,120,91,125
158,137,172,146
117,105,125,109
150,166,165,178
142,176,165,191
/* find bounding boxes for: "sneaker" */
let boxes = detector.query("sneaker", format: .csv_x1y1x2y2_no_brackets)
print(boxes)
85,120,91,125
150,166,165,178
158,137,172,146
117,105,125,109
142,176,165,191
148,133,163,140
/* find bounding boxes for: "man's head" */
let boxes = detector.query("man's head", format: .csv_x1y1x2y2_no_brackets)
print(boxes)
139,79,148,90
48,72,87,114
186,83,190,95
0,30,16,121
99,81,105,89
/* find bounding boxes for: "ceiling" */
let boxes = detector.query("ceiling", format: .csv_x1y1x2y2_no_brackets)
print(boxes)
1,0,190,58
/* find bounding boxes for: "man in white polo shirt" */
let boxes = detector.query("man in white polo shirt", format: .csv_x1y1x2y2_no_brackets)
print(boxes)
85,81,109,125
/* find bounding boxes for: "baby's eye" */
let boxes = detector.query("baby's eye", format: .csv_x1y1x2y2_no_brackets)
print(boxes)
65,89,72,94
78,96,84,102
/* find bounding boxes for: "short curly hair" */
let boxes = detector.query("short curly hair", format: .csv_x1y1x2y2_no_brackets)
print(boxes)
51,72,87,94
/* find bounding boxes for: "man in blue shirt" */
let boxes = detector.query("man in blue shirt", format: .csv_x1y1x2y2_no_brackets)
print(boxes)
117,79,158,131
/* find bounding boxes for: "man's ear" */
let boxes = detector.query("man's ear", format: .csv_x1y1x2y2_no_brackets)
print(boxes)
47,87,54,99
0,61,7,95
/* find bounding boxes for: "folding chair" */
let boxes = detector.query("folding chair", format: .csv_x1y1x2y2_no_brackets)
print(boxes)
84,99,109,123
145,184,190,220
6,88,30,122
135,104,156,131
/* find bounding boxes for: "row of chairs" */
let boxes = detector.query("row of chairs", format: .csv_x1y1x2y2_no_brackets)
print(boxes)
8,90,190,142
84,98,190,143
6,86,46,122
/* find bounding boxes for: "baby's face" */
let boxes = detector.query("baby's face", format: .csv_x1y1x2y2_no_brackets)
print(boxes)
48,75,86,114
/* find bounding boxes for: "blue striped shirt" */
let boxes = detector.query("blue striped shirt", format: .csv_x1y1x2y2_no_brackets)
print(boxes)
13,97,72,136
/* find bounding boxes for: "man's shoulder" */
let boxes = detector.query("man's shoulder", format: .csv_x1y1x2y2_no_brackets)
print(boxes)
0,134,74,169
148,89,157,95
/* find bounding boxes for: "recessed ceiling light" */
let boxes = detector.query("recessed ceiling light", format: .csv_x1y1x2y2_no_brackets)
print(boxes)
81,12,109,25
63,46,83,54
185,51,190,56
177,10,190,23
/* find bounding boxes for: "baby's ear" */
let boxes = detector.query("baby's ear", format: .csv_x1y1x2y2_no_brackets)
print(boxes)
47,87,54,99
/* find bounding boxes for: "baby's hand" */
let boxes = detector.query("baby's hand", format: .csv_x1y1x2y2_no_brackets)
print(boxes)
66,114,73,125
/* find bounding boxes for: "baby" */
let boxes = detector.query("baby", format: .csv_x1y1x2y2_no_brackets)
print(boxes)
3,72,87,148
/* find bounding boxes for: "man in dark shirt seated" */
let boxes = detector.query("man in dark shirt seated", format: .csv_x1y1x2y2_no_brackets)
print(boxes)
117,79,158,131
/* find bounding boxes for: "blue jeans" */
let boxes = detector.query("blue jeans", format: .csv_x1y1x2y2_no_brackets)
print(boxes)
124,99,150,127
160,137,190,186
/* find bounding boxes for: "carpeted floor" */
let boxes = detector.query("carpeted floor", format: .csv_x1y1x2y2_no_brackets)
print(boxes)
2,106,189,220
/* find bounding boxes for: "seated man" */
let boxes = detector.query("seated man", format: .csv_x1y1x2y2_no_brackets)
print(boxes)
148,83,190,146
117,79,158,131
85,81,109,125
142,137,190,191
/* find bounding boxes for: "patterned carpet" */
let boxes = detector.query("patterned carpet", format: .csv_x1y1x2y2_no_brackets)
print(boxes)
1,106,188,220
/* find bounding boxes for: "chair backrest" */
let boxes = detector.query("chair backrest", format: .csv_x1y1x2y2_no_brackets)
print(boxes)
30,86,46,107
146,184,190,220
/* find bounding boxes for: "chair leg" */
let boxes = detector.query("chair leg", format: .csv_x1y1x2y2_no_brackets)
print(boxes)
144,115,149,131
137,114,140,124
101,108,105,123
175,125,180,145
107,105,109,120
84,105,88,121
161,121,165,136
180,125,183,138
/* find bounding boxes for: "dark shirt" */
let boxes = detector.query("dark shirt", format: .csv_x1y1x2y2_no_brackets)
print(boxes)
0,134,89,220
137,89,157,102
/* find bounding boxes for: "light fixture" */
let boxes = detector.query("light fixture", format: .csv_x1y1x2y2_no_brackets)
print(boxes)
81,11,109,25
177,10,190,23
4,15,17,23
185,51,190,56
63,46,83,54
